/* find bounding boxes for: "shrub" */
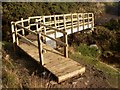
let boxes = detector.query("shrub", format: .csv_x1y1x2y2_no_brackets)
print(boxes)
77,43,100,58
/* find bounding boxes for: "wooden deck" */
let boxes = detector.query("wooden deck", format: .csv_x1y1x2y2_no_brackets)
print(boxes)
18,34,85,83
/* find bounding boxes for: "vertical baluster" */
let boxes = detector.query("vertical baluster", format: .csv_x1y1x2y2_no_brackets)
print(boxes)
88,14,89,28
71,13,73,33
21,18,25,36
92,13,94,31
43,16,46,43
15,23,19,45
77,13,79,31
54,15,57,38
11,21,16,51
82,13,85,30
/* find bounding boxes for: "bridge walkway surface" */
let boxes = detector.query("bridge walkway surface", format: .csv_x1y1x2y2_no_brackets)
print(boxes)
18,34,85,83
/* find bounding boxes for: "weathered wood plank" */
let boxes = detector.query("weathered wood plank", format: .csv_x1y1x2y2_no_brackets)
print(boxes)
58,67,85,83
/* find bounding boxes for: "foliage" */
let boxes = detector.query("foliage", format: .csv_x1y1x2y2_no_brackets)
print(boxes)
2,2,114,41
104,19,120,31
68,19,120,64
93,26,117,52
77,43,100,58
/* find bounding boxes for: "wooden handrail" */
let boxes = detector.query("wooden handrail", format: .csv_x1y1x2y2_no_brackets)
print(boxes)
36,22,67,35
16,24,37,35
17,33,38,48
41,33,67,47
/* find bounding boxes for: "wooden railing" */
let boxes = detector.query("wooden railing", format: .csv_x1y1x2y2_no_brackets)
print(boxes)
11,21,68,65
11,13,94,65
11,13,94,38
36,21,68,58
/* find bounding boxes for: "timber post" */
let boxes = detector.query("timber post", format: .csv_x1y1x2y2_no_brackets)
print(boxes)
43,16,46,44
82,13,85,30
14,23,19,45
77,13,79,31
91,13,94,31
21,18,25,36
71,13,73,33
36,19,44,65
11,21,16,52
63,14,68,58
37,32,44,66
88,14,89,28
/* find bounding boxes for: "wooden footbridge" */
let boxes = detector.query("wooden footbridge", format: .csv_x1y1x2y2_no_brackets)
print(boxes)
11,13,94,83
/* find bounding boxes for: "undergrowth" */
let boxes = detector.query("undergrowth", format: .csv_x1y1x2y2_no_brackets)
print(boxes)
2,47,20,88
69,44,120,88
77,43,101,59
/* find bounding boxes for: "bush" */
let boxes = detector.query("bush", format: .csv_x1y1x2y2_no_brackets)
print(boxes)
77,43,100,58
104,19,120,31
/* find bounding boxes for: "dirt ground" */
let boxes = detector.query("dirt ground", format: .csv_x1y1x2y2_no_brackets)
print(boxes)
2,44,112,88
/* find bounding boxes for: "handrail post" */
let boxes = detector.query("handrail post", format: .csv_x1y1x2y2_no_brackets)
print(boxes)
77,13,79,31
63,14,68,58
36,20,44,65
11,21,16,52
43,16,46,44
91,13,94,31
21,18,25,36
37,32,44,65
54,15,57,38
71,13,73,33
88,13,89,28
28,17,30,30
82,13,85,30
15,23,19,45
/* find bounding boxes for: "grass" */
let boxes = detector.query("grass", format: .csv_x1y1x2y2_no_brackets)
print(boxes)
2,57,20,88
2,41,21,88
2,41,48,88
69,44,120,88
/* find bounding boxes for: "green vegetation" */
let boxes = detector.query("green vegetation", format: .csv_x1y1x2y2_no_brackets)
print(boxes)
69,18,120,87
69,19,120,65
69,47,119,88
77,43,100,58
2,42,20,88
